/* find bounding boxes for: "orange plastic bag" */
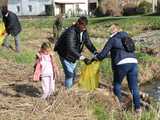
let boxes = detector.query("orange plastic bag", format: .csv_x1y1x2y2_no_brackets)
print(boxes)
79,61,101,91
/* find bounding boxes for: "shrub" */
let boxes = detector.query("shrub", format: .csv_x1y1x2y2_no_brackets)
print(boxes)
123,3,144,16
138,1,152,13
95,7,106,17
105,5,122,16
95,0,122,17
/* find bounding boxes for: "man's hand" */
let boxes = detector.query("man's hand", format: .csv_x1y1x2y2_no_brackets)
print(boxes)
84,58,92,65
91,56,98,62
79,55,92,65
94,51,99,56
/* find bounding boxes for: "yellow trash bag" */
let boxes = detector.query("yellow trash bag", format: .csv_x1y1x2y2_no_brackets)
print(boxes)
79,61,101,91
0,22,5,45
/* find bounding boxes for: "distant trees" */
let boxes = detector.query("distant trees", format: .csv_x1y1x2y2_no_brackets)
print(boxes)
95,0,122,16
95,0,156,16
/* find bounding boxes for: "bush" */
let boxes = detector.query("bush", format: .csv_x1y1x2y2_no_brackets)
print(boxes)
105,5,122,16
123,3,144,16
95,7,106,17
138,1,152,13
95,0,122,17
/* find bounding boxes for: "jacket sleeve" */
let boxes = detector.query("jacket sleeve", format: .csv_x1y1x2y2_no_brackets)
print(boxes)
67,30,81,59
84,32,97,53
7,12,21,35
33,53,41,81
7,14,15,29
96,38,113,60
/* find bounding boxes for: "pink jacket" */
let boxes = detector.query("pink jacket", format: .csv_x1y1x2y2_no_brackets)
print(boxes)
33,53,42,81
33,52,59,81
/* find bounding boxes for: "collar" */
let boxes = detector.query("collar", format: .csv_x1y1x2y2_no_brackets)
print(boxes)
74,25,86,33
5,12,9,17
74,26,81,33
80,32,83,35
110,32,118,38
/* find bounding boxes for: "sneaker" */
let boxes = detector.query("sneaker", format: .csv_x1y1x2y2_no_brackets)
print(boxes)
2,43,9,49
135,108,142,114
15,49,20,53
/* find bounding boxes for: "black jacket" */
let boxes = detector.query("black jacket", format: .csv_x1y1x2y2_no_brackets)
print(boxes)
2,11,21,36
54,26,97,63
96,32,136,69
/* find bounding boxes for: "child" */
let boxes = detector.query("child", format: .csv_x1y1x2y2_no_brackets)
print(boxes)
33,42,59,99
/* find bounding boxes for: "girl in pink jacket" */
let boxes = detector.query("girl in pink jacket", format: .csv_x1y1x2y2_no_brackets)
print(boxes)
33,42,59,99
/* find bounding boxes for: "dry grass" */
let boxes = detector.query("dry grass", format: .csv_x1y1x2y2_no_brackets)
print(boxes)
0,18,160,120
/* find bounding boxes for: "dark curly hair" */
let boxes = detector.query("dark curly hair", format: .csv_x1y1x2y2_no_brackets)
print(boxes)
77,16,88,25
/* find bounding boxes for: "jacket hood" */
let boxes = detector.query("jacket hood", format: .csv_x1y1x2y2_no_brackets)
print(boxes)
118,31,128,38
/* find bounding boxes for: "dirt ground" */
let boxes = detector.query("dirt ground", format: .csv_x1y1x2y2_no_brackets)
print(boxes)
0,28,120,120
0,58,119,120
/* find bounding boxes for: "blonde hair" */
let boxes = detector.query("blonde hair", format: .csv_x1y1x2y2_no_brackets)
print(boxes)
41,42,52,51
110,23,122,31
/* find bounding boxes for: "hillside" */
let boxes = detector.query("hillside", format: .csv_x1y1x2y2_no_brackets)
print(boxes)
0,16,160,120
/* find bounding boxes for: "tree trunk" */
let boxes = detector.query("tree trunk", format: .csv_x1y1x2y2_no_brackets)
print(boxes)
0,0,8,8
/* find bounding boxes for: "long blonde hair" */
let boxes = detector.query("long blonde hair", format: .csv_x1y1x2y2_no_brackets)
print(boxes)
40,42,52,51
109,23,122,32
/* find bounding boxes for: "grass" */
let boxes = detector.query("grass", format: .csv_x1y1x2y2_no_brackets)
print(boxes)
100,59,113,83
93,103,109,120
136,52,160,63
21,16,160,38
93,102,160,120
88,16,160,37
15,51,35,64
0,48,35,64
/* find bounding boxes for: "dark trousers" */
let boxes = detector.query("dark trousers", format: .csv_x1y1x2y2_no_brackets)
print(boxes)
113,63,141,109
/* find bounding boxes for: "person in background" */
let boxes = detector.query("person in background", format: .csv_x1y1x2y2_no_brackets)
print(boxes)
1,6,21,52
54,16,97,89
53,14,63,41
33,42,59,100
93,23,141,113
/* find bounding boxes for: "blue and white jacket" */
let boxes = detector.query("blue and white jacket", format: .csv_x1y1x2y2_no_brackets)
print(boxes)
96,32,136,69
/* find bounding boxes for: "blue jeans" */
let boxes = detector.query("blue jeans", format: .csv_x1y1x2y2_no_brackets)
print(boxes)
60,56,77,88
113,63,141,109
3,34,20,52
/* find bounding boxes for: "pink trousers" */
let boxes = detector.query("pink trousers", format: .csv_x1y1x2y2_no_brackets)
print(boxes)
41,75,55,99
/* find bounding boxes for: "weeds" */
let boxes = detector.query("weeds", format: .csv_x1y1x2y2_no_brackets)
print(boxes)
0,48,35,64
93,103,109,120
15,51,35,64
93,102,160,120
21,16,160,38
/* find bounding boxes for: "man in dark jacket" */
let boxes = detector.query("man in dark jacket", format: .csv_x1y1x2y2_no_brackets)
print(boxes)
1,6,22,52
93,23,141,113
54,16,97,88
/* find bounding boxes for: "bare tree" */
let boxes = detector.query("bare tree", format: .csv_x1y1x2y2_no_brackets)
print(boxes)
152,0,159,13
0,0,8,8
157,0,160,13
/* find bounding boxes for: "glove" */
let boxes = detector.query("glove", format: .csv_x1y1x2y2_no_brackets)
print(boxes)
91,56,98,62
93,51,99,56
84,58,92,65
